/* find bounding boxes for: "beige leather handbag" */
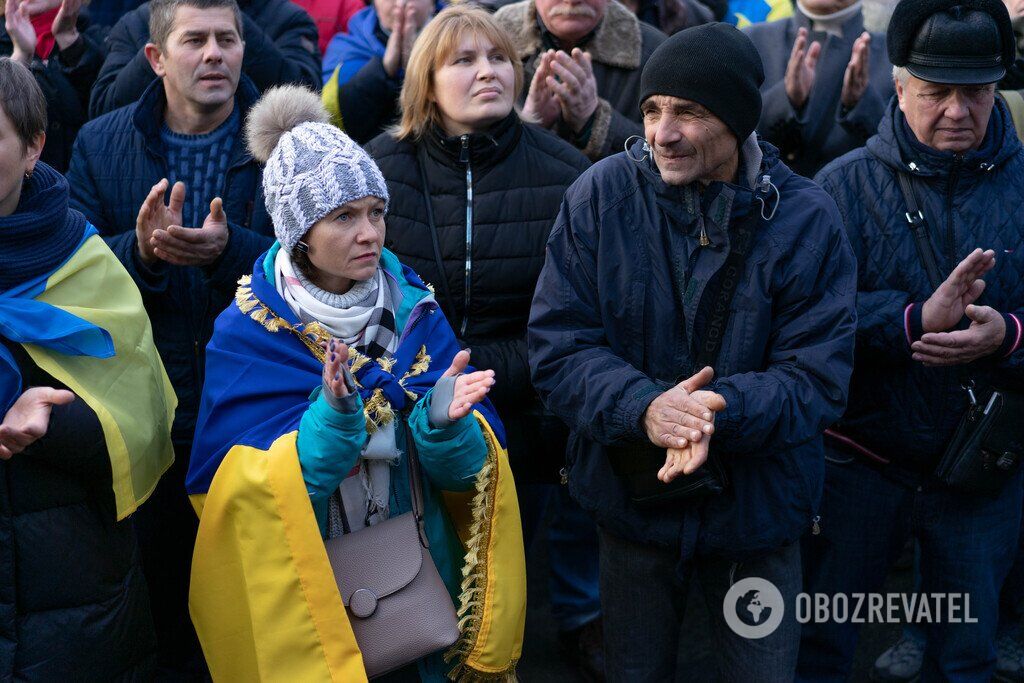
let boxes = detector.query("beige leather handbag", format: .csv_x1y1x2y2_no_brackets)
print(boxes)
324,423,460,679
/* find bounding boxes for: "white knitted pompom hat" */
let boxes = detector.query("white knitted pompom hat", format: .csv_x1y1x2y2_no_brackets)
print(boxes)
245,85,390,254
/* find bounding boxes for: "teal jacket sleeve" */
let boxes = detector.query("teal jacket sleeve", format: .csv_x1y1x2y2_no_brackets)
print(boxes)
407,389,487,493
297,387,367,532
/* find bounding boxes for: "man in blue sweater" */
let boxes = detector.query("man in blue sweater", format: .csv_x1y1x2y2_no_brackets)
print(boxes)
65,0,273,675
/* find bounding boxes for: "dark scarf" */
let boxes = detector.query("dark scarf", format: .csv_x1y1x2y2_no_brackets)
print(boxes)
0,162,85,293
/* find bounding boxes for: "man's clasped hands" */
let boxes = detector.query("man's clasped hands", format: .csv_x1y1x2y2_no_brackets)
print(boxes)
643,366,726,484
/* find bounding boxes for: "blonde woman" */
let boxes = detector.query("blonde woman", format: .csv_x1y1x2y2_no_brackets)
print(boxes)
364,6,602,675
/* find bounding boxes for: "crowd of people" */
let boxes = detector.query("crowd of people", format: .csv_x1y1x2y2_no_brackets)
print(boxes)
1,0,1023,679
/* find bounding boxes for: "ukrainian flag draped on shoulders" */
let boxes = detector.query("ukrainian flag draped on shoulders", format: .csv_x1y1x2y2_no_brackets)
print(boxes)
0,162,175,520
187,245,526,682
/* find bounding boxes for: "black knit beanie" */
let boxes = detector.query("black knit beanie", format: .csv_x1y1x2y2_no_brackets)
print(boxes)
638,23,765,141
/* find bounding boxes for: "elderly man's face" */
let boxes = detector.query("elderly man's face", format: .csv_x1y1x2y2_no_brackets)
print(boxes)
641,95,739,186
896,74,996,153
535,0,609,46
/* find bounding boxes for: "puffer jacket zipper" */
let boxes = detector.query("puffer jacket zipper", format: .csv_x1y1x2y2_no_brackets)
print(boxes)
460,134,473,337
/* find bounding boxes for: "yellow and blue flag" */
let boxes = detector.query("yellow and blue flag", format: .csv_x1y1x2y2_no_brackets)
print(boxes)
0,224,176,520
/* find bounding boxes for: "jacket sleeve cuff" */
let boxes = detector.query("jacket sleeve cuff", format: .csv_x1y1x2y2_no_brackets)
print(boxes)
579,98,613,162
904,302,925,348
625,381,666,442
997,312,1024,358
708,380,744,439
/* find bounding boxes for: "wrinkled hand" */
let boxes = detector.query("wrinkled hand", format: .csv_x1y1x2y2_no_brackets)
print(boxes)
381,0,418,79
547,49,599,133
15,0,60,12
5,0,37,64
921,248,996,333
0,387,75,459
322,338,352,398
442,350,495,422
912,304,1007,366
151,197,229,266
522,51,561,129
643,366,719,449
658,390,726,483
136,179,184,266
785,27,821,110
840,32,871,110
51,0,84,50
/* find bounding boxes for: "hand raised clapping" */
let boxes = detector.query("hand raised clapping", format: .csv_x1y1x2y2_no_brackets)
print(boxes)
442,350,495,422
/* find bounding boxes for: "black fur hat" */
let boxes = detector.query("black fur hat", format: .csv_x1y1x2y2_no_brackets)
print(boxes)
887,0,1015,84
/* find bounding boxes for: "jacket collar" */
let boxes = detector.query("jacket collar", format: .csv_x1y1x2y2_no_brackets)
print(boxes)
497,0,642,69
867,96,1022,177
132,74,260,165
632,136,785,244
423,111,523,170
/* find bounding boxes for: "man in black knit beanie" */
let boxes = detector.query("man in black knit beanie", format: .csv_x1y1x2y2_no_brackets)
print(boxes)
529,22,858,682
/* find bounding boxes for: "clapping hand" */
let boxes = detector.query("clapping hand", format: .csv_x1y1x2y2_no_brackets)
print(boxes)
523,51,561,129
785,27,821,110
920,248,995,333
442,350,495,422
5,0,37,64
381,0,419,79
322,338,352,398
912,304,1007,366
658,389,727,483
152,197,230,267
840,32,871,110
547,49,599,133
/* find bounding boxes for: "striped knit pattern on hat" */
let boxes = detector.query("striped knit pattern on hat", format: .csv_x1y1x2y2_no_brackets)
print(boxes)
262,121,390,254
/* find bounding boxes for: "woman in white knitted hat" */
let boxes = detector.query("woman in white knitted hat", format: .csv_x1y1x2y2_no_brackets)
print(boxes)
185,86,526,682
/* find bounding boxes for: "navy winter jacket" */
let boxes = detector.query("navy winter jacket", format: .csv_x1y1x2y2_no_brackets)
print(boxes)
66,77,273,447
528,139,857,559
815,98,1024,474
88,0,320,118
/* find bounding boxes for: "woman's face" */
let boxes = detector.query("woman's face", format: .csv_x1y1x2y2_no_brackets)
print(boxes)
0,102,43,218
301,196,387,294
432,33,516,136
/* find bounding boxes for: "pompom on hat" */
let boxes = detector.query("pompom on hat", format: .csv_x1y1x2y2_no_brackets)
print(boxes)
245,85,390,254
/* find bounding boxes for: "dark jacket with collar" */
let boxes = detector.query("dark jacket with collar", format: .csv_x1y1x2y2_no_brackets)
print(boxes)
365,114,590,480
494,0,666,162
815,98,1024,475
0,339,156,682
745,6,893,178
0,20,106,173
528,138,857,558
66,77,273,447
88,0,320,118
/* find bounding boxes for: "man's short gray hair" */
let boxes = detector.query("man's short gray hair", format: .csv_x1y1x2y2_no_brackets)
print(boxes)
149,0,244,49
892,65,911,85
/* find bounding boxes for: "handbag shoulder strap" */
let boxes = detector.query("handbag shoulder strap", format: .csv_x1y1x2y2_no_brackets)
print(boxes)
401,419,430,548
896,171,944,291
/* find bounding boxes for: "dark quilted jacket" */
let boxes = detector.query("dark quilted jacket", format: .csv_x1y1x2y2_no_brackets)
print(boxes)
816,97,1024,473
88,0,320,118
66,78,273,447
0,340,156,682
365,114,590,480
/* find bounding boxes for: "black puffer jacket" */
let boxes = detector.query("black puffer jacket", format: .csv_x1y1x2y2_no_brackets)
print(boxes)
365,113,589,479
0,340,156,681
88,0,320,117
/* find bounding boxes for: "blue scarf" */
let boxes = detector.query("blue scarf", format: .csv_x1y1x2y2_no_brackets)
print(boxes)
0,163,113,414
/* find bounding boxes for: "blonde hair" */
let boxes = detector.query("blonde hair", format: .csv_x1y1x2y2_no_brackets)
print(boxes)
393,4,524,141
